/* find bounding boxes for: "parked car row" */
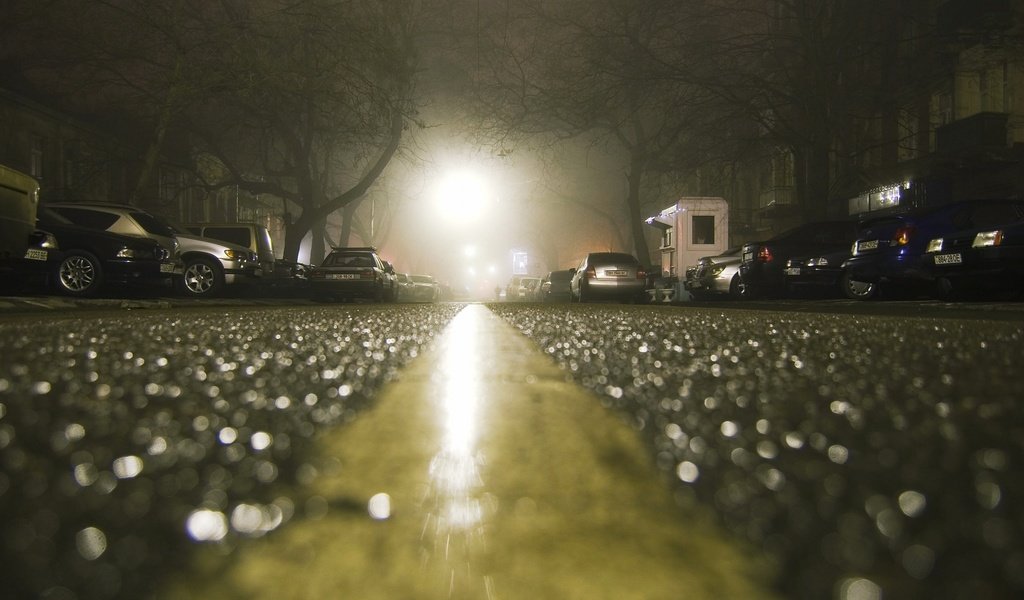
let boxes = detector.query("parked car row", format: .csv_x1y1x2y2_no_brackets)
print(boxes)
308,246,442,304
501,253,651,304
685,198,1024,301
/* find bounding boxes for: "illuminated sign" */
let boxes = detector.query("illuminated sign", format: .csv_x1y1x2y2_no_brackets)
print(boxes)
512,251,528,275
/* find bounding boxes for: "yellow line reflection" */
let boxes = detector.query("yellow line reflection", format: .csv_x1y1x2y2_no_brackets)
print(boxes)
423,305,491,597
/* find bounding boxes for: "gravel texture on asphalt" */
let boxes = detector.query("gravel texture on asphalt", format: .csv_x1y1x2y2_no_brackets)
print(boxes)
0,304,464,599
488,302,1024,600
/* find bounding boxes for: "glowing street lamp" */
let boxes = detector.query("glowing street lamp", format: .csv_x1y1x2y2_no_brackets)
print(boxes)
433,170,490,225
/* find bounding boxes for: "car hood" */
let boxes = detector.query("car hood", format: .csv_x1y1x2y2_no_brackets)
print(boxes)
175,233,253,256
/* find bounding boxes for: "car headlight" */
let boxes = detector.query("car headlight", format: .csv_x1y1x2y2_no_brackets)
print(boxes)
116,247,137,258
972,230,1002,247
925,238,943,253
223,249,243,260
711,265,726,276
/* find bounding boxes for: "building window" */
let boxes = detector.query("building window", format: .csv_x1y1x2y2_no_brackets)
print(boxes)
30,137,44,179
692,215,715,245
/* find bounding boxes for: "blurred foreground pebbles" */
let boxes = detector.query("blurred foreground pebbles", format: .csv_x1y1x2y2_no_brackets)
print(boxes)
488,303,1024,600
0,304,463,599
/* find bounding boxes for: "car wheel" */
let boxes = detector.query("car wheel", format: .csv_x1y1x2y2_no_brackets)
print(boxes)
56,251,104,297
578,283,588,303
841,271,876,300
179,257,224,297
728,275,743,299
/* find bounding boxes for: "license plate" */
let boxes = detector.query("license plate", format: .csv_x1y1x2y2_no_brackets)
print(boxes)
742,251,753,262
784,267,801,276
934,253,962,265
328,273,359,280
160,262,175,273
605,269,628,276
857,240,879,252
24,248,47,261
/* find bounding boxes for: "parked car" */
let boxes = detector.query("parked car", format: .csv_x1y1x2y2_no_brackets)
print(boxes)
923,214,1024,298
739,220,860,298
408,274,441,302
685,247,742,299
182,222,276,276
45,203,262,297
25,207,177,297
395,273,416,302
519,277,542,301
504,276,523,301
0,164,39,271
540,269,574,302
782,247,854,297
308,247,397,302
569,252,648,303
842,198,1024,300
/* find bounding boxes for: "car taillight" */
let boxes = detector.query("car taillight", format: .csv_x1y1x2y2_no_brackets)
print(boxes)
757,246,772,262
361,269,375,280
893,226,915,246
585,266,596,279
637,266,647,280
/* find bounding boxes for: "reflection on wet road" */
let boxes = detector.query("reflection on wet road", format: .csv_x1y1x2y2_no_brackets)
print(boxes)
161,304,775,599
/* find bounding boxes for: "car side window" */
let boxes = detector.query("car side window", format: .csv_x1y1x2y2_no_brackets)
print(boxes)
52,207,118,230
205,227,251,248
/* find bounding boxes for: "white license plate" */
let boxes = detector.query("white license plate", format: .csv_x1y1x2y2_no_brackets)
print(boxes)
857,240,879,252
328,273,359,280
742,252,753,262
160,262,175,273
784,267,801,276
605,269,628,276
24,248,48,261
934,253,962,265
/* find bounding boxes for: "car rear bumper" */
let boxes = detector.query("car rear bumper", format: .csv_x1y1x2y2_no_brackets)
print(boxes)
583,278,647,296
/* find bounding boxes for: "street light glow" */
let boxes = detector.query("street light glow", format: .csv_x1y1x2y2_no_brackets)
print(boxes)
433,169,489,224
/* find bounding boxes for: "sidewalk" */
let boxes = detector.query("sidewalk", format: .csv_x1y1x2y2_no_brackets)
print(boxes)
161,304,777,599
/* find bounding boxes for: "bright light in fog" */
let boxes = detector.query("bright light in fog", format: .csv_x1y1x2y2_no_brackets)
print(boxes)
464,245,477,257
433,170,489,224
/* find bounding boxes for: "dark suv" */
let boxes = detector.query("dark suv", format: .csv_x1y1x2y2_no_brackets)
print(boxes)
308,247,397,302
842,198,1024,300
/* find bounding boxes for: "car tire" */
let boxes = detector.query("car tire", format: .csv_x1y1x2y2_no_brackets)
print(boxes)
179,257,224,297
56,250,104,297
840,271,877,300
578,283,588,303
728,275,743,299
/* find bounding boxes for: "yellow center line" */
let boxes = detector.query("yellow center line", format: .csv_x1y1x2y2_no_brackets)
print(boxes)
160,304,777,599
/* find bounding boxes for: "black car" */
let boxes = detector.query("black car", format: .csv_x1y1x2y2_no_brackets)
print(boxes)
739,220,860,298
540,269,574,302
923,214,1024,298
308,247,397,302
23,208,177,297
842,198,1024,300
782,247,854,297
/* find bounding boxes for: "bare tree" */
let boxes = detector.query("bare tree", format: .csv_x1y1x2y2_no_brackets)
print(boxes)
464,0,730,265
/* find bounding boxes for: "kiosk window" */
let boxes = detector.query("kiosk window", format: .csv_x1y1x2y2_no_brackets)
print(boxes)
692,215,715,245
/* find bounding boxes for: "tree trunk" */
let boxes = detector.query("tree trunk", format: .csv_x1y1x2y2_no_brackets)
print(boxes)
625,156,652,265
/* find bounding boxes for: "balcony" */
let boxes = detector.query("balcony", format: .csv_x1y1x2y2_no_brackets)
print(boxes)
937,0,1013,35
936,112,1009,157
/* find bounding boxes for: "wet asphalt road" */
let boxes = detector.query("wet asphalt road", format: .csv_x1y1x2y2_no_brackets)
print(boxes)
1,299,1022,599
